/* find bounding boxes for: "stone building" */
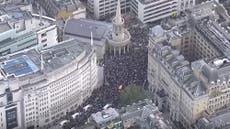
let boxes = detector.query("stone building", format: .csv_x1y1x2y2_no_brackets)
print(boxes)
0,39,100,129
148,1,230,128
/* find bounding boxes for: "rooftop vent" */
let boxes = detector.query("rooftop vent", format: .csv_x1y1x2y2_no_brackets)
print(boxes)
213,58,230,67
101,111,110,119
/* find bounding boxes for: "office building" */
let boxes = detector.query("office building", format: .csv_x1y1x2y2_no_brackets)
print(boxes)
148,1,230,128
148,43,208,128
0,39,99,129
86,0,94,14
0,4,58,55
130,0,178,23
88,0,195,23
88,0,130,19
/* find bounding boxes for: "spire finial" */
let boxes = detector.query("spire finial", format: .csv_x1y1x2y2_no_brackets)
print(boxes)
91,32,93,46
41,53,44,70
115,0,122,24
39,7,42,24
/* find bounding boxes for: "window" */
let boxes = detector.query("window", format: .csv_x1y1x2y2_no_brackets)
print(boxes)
41,39,47,43
41,33,47,37
43,44,47,47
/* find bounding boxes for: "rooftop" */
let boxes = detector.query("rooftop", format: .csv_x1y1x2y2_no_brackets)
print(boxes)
120,99,170,129
192,58,230,84
64,18,111,40
0,55,39,78
196,19,230,58
152,0,230,86
42,39,92,73
150,25,165,38
0,39,92,80
0,5,56,32
0,10,32,22
91,108,120,125
151,43,207,98
196,108,230,129
191,1,217,20
190,0,230,21
0,22,10,33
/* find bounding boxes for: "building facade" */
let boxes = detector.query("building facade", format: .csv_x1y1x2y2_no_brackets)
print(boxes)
88,0,195,23
130,0,178,23
148,43,208,128
148,1,230,128
88,0,130,20
0,39,99,129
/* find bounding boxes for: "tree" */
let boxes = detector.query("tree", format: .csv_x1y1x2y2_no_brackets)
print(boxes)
119,85,147,106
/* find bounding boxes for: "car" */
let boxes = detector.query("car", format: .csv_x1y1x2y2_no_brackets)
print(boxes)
72,112,81,119
103,104,111,110
83,104,92,111
59,120,69,127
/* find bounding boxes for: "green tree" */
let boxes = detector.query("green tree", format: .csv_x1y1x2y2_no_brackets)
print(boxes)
119,85,147,106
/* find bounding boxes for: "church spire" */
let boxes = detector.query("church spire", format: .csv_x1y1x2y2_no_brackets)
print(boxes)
115,0,122,24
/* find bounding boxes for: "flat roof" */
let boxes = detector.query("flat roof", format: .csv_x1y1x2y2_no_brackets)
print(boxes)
91,108,119,124
42,39,92,73
0,55,39,77
0,39,92,80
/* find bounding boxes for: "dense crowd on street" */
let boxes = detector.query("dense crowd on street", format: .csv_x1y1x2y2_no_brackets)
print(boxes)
45,15,150,129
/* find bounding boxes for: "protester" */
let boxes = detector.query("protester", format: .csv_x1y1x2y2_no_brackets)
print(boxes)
49,15,149,129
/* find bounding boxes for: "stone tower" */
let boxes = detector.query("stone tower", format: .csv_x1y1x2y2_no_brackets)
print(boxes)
107,0,131,56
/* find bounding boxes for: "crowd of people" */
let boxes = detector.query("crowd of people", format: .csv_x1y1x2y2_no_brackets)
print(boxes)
49,15,150,129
